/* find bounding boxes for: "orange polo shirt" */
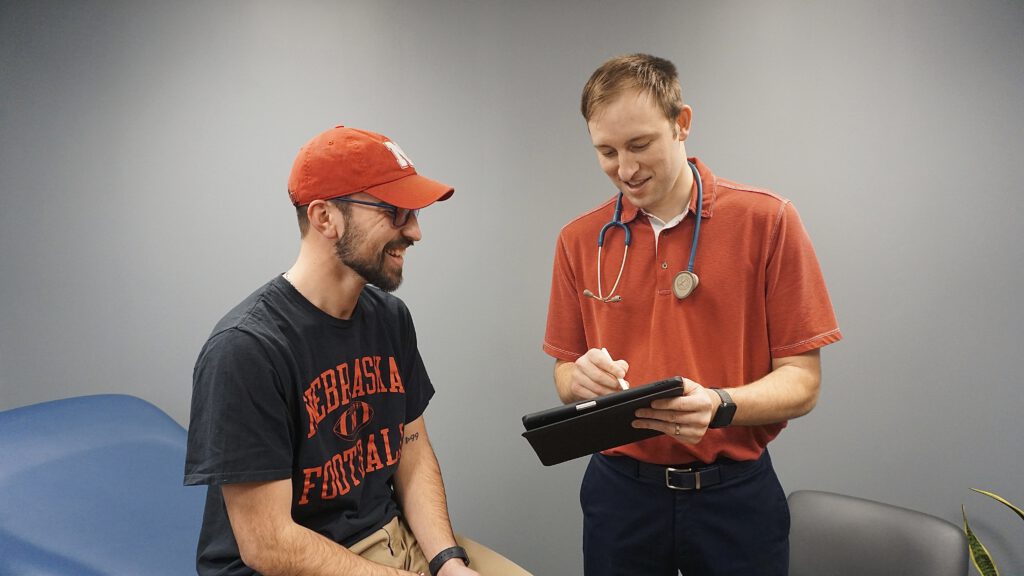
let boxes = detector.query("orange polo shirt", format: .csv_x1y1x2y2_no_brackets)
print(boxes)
543,158,842,465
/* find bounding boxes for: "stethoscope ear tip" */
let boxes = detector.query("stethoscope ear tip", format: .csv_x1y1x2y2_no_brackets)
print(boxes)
582,289,623,303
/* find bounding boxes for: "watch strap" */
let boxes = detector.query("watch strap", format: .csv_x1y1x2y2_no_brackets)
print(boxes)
708,388,736,428
429,545,470,576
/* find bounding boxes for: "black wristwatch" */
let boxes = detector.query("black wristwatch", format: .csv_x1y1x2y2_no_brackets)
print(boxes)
429,545,470,576
708,388,736,428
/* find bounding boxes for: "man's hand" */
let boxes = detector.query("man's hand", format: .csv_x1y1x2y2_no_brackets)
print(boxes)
556,348,629,402
632,378,721,444
436,560,479,576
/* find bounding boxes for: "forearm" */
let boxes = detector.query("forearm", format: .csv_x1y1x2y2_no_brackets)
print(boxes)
554,359,577,403
633,350,823,443
223,480,408,576
393,418,458,562
725,350,821,426
251,522,402,576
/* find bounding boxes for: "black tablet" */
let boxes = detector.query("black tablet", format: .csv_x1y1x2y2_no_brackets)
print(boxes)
521,376,684,466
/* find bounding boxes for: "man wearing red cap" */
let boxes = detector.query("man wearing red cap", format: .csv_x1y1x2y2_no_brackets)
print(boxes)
185,126,529,576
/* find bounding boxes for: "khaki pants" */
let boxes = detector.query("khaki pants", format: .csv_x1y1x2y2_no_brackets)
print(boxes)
349,516,531,575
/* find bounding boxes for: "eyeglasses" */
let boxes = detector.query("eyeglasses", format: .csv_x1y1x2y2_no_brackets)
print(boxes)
330,197,419,227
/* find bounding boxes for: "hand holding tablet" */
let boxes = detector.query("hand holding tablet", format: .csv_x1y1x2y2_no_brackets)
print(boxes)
521,376,685,466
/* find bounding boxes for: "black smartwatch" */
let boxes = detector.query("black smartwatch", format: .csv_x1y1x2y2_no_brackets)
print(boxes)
708,388,736,428
429,545,470,576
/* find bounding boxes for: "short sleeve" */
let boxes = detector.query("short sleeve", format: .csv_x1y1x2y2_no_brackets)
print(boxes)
764,202,842,357
543,232,588,361
184,329,294,485
395,302,434,423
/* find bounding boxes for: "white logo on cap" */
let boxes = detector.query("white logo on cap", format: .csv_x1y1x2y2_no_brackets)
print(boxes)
383,141,414,170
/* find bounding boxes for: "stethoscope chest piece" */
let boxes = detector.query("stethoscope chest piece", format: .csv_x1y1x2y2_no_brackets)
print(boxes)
672,270,699,300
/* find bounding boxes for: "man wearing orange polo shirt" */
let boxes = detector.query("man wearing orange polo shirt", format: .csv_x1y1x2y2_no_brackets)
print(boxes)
543,54,842,575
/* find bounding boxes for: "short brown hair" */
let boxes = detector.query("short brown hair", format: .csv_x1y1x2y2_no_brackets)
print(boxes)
296,204,311,237
581,54,683,123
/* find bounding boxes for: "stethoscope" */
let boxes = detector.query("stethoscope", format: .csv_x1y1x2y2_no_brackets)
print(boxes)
583,160,703,303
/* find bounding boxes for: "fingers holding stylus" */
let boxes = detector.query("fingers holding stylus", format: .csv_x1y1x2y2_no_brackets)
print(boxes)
572,348,630,399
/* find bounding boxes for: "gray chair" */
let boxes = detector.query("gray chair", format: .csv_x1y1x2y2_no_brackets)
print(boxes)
788,490,968,576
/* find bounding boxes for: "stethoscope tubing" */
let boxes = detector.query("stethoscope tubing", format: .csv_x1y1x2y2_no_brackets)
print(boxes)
588,160,703,303
685,161,703,274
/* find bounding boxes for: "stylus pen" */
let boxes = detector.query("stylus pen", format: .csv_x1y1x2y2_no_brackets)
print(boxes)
600,347,629,390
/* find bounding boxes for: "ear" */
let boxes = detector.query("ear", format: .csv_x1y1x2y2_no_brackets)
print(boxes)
674,105,693,141
307,200,343,240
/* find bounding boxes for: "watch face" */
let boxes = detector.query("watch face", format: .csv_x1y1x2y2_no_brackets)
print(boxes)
710,390,736,428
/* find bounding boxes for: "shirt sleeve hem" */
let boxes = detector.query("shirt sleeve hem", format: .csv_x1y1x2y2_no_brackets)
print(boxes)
770,328,843,357
184,468,293,486
542,341,583,362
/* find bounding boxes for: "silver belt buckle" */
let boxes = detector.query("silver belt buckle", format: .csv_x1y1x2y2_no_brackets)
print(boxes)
665,466,699,490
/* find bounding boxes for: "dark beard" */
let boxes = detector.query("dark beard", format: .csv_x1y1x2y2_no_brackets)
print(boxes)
334,218,409,293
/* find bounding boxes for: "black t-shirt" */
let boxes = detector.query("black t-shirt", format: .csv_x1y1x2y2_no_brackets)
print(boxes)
184,275,434,575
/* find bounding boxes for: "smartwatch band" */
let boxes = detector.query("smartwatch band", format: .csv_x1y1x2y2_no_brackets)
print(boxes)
708,388,736,428
429,545,470,576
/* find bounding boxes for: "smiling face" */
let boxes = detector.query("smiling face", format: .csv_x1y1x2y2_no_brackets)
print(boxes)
332,194,421,292
587,88,693,222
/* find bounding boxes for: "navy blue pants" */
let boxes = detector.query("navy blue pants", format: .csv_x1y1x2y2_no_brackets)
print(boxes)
580,450,789,576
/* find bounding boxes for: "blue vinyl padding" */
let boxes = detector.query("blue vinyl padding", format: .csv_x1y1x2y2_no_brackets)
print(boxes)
0,394,205,575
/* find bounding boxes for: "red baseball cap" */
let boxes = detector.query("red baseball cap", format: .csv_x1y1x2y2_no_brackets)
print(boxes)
287,126,454,209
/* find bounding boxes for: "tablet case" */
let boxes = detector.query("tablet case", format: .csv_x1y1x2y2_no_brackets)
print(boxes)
521,376,684,466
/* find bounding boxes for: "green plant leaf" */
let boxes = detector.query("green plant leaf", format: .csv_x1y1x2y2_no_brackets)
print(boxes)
971,489,1024,522
963,505,1000,576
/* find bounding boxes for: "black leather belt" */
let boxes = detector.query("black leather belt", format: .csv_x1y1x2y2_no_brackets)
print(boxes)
600,453,761,491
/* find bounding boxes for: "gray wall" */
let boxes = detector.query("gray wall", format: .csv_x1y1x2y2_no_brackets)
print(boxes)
2,1,1022,574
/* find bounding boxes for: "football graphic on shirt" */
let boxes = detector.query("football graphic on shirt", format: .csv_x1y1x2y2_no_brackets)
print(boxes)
333,401,375,440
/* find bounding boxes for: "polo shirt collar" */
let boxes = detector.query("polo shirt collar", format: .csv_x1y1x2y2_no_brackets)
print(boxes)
617,157,717,223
